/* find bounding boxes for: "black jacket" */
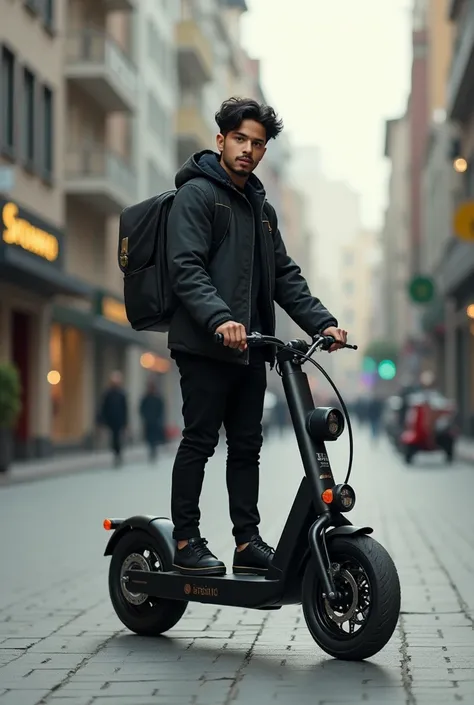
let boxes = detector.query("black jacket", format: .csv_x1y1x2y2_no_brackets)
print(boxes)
167,150,337,365
100,388,128,430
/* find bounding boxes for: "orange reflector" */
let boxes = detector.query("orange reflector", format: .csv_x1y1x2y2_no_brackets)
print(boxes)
322,489,333,504
103,518,112,530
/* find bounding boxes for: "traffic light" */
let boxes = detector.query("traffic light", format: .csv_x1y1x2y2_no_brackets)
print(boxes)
378,359,397,380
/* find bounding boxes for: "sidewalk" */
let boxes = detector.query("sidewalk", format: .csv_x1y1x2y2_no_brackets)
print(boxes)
0,441,179,488
457,435,474,463
1,432,472,489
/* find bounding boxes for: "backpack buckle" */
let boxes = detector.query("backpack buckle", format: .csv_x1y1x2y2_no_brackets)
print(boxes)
120,237,129,268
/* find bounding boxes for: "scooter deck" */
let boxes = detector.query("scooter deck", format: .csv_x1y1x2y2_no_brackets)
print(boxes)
125,569,286,609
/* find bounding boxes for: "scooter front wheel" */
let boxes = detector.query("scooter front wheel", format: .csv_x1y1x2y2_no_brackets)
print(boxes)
109,529,187,636
302,535,400,660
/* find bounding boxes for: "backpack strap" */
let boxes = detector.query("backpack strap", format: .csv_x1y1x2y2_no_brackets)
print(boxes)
186,177,232,257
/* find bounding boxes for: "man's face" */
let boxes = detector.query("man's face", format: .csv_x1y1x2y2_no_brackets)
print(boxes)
217,119,267,178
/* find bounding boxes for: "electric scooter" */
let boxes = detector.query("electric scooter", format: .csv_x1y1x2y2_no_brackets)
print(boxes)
103,332,401,661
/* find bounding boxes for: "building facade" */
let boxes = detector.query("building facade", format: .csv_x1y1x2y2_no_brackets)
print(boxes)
175,0,216,167
0,0,176,459
1,0,73,458
442,0,474,434
381,115,412,350
338,231,379,400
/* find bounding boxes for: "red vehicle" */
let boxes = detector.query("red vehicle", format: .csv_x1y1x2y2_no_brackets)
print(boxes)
399,389,458,464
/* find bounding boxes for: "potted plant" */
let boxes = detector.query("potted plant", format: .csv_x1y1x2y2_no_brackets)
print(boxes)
0,362,22,473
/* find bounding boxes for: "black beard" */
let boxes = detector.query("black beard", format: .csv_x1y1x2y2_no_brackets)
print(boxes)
222,154,251,176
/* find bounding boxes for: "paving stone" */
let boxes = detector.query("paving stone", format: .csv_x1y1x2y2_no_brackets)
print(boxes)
2,433,474,703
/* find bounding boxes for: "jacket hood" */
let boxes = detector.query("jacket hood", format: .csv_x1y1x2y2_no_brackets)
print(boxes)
175,150,266,198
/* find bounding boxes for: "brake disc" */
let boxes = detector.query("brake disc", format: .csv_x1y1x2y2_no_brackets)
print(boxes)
324,569,359,624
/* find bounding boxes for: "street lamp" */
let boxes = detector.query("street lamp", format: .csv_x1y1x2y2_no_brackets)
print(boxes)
453,157,468,173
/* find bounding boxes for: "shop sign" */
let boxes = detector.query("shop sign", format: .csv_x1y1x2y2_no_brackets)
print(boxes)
453,201,474,242
1,201,59,262
101,295,129,327
408,276,435,304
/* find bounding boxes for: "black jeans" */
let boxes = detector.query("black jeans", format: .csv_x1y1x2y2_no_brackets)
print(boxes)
109,427,123,459
171,350,267,545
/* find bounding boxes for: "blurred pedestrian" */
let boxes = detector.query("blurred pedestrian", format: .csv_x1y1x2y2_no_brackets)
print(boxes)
273,397,288,437
139,378,166,462
367,395,384,442
99,371,128,467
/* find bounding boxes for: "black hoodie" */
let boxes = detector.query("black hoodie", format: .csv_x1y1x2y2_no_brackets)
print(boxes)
166,150,337,366
176,151,265,333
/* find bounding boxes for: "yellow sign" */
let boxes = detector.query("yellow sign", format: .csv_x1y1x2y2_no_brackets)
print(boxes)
453,201,474,242
102,296,129,326
2,202,59,262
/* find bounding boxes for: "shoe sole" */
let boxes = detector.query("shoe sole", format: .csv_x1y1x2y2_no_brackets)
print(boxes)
232,565,268,576
172,563,226,577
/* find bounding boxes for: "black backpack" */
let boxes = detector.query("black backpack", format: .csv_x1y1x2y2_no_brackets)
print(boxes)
118,178,232,333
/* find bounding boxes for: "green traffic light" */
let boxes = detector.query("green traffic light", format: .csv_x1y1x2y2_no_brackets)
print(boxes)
378,359,397,380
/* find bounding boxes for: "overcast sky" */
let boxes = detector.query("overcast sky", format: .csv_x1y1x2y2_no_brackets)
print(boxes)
241,0,412,230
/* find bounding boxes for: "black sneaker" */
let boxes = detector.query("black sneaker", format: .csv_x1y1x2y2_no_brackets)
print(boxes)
233,535,275,576
173,538,226,576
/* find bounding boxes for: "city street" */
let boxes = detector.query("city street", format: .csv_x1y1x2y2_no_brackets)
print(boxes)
0,427,473,705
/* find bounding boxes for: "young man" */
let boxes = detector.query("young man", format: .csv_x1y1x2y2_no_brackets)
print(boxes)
167,97,347,577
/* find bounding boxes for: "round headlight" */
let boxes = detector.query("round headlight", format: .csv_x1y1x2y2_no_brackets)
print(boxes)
328,411,341,436
333,484,356,512
306,407,345,442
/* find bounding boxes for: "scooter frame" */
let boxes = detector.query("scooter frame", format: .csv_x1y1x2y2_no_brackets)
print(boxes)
104,335,372,611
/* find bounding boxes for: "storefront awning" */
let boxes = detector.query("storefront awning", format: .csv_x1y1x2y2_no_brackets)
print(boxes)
0,242,94,298
53,304,169,353
92,315,154,347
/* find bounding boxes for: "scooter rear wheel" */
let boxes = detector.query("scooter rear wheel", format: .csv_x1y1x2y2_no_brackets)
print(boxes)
302,535,400,660
109,529,187,635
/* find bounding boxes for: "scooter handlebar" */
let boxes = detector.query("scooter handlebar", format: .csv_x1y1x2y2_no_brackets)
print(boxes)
321,335,358,351
213,332,358,351
213,332,267,346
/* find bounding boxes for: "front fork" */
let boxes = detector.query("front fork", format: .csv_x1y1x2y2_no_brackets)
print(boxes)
308,514,339,601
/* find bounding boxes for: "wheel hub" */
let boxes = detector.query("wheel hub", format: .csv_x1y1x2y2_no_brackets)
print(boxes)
324,569,358,625
120,551,155,605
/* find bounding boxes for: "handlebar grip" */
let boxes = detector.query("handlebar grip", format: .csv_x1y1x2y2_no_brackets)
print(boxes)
214,333,224,344
320,336,358,351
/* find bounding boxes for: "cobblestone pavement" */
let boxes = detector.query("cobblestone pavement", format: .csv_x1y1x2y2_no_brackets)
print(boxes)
0,427,473,705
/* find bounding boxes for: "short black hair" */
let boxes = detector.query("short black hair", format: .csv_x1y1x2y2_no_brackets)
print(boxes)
215,97,284,142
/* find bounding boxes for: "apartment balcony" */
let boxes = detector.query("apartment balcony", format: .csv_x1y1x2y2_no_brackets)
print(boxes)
447,0,474,122
176,20,213,86
65,29,137,114
176,94,214,165
65,147,137,215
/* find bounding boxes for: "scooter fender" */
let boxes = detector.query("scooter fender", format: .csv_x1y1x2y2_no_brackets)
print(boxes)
297,524,374,575
103,515,175,570
326,525,373,540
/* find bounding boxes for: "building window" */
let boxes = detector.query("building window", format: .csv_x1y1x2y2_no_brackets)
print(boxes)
43,0,54,31
23,68,36,167
43,86,53,178
1,47,15,155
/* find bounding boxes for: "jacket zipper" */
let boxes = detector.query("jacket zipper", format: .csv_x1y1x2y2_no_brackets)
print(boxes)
262,212,276,368
230,186,255,366
262,214,276,335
